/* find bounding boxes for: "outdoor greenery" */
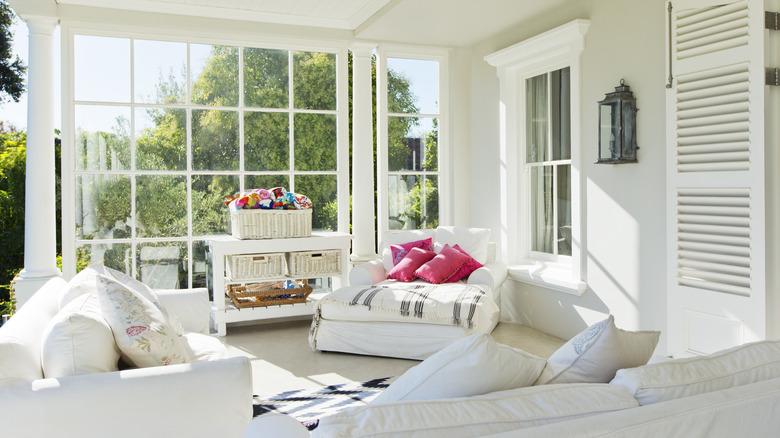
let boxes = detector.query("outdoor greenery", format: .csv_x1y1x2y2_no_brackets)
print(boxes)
0,0,25,104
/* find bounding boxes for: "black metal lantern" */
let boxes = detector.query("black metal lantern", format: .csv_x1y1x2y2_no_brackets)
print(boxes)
597,79,638,164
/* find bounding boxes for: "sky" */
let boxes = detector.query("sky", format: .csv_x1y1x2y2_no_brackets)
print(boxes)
0,16,439,134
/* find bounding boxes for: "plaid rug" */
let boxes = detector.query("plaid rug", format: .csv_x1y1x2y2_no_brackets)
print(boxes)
252,376,395,430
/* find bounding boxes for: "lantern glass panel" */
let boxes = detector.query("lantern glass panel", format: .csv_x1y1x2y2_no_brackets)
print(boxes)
599,102,618,161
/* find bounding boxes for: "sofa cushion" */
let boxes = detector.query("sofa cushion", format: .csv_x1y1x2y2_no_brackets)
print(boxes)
313,383,639,438
387,247,436,282
41,292,121,378
433,226,491,264
373,333,546,404
449,244,484,282
535,315,660,384
390,238,433,266
182,333,228,362
414,244,471,284
610,339,780,405
97,275,191,368
381,230,437,272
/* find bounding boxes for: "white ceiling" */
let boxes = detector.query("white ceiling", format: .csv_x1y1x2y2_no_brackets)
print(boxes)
52,0,573,47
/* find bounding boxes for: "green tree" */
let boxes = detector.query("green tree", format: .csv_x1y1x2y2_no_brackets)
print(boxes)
0,127,26,314
0,1,25,104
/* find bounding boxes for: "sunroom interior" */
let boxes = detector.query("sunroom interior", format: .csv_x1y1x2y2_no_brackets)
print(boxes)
8,0,780,391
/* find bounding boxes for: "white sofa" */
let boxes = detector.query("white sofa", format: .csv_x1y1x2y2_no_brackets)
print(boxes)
0,276,254,438
310,227,508,360
248,332,780,437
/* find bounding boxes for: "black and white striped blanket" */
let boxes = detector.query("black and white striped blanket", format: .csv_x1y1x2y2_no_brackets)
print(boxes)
311,282,495,330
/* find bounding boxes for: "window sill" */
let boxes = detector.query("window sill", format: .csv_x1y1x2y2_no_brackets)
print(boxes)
507,261,587,296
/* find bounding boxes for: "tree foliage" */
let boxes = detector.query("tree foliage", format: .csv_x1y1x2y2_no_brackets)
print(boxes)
0,1,25,104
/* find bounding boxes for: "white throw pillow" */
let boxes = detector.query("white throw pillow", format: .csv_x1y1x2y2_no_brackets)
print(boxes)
96,275,191,368
380,229,437,272
433,226,491,264
41,292,121,378
373,333,546,404
61,265,184,336
611,339,780,405
535,315,660,385
313,383,638,438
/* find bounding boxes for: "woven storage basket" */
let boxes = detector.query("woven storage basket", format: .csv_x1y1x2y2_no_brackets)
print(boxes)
225,253,286,281
230,209,312,239
226,282,313,308
287,249,342,277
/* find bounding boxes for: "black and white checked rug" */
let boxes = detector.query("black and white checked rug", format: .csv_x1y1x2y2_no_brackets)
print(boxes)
252,376,395,430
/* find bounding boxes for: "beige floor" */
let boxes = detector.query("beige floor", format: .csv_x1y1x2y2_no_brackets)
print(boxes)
221,319,565,396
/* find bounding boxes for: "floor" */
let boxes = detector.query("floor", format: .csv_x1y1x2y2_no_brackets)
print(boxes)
221,319,566,396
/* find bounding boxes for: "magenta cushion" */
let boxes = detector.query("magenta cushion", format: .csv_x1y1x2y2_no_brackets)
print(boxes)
414,244,471,284
387,247,436,282
390,238,434,266
448,244,484,282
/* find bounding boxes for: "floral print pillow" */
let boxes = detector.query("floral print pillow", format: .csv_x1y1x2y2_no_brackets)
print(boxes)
96,275,191,368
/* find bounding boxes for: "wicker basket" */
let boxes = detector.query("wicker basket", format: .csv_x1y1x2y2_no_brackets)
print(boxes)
226,282,313,308
225,253,286,281
230,209,312,239
287,249,342,277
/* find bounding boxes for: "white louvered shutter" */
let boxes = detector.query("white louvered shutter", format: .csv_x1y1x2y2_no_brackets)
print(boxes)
667,0,766,357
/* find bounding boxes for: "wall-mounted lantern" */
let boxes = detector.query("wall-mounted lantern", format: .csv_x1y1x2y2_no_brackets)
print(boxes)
597,79,638,164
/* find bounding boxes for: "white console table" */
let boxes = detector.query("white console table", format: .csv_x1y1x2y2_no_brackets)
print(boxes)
208,232,352,336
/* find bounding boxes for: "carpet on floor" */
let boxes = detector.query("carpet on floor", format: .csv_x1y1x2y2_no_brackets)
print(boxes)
252,376,395,430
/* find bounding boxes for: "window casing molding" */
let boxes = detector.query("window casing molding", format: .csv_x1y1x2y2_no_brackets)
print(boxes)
376,45,451,243
485,19,589,295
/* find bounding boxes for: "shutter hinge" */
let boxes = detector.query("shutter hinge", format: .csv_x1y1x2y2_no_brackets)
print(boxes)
767,68,780,86
766,11,780,30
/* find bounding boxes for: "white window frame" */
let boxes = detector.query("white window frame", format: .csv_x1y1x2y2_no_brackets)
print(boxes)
485,20,589,295
376,45,451,242
60,23,350,285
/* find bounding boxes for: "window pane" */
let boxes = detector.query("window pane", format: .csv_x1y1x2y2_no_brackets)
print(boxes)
557,164,572,256
526,73,548,163
530,166,553,254
192,109,239,171
245,175,289,191
74,35,130,103
191,44,238,107
136,175,187,238
244,48,288,108
134,40,186,104
294,113,336,171
137,242,187,289
244,111,289,171
76,242,131,273
75,174,131,240
294,51,336,110
75,105,130,171
193,240,208,291
387,58,438,115
552,67,571,161
388,174,438,230
294,174,337,231
135,108,187,171
388,116,437,171
192,174,239,236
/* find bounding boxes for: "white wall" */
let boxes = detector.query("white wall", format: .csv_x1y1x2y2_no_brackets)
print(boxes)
465,0,668,349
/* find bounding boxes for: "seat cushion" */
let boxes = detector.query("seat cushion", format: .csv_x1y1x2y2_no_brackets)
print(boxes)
183,333,228,362
611,339,780,405
535,315,659,384
373,333,546,404
41,292,121,378
313,383,638,438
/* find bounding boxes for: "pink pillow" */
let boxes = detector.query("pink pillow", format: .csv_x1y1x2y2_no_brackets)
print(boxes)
414,244,471,284
449,244,484,282
387,247,436,282
391,238,434,266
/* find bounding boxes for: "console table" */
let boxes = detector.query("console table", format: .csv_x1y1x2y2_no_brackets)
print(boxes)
208,232,352,336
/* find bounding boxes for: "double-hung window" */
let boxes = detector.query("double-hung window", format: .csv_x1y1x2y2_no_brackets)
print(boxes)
485,20,588,295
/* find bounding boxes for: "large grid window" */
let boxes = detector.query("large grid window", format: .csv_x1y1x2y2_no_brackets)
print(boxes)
68,34,343,289
384,57,441,231
525,67,572,259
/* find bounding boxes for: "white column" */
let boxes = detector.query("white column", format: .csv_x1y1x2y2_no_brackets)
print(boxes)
13,17,61,307
350,44,378,264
